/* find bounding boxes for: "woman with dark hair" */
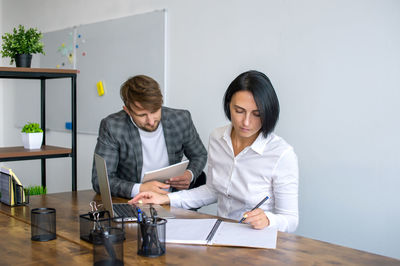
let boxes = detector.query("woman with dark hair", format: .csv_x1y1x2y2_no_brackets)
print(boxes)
130,70,299,233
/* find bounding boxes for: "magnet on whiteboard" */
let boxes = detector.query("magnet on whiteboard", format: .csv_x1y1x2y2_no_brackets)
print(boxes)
65,122,72,130
97,81,105,96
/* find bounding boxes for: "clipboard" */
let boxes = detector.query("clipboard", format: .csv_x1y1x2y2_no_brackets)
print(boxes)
142,160,189,183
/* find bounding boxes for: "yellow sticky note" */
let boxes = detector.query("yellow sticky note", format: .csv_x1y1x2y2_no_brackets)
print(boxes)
96,81,105,96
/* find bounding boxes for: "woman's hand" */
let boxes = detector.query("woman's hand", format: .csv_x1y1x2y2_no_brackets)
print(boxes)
242,208,270,229
128,191,170,205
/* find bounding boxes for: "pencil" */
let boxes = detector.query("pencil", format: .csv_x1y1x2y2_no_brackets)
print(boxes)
239,195,269,223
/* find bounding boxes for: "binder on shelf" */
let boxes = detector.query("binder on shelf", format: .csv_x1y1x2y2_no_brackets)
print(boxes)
0,166,28,206
166,218,277,249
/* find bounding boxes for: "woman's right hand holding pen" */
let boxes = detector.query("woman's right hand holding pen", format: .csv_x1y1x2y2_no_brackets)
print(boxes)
241,208,270,230
129,191,170,205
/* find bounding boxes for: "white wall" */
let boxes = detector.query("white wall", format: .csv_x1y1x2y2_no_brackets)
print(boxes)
1,0,399,260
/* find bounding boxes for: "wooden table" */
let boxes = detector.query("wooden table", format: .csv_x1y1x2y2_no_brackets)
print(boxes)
0,190,398,265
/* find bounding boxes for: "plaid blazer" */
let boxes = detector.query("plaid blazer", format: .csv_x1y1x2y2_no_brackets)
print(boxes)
92,107,207,198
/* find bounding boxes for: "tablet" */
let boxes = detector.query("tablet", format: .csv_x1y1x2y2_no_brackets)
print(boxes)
142,160,190,183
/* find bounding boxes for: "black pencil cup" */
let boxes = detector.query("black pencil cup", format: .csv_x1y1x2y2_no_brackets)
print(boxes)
137,218,167,257
31,208,56,241
93,227,124,266
80,210,124,243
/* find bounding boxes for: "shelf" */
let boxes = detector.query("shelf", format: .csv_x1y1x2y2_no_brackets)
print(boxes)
0,67,77,190
0,146,72,161
0,67,78,79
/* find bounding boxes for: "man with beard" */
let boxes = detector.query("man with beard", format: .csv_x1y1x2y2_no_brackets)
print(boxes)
92,75,207,199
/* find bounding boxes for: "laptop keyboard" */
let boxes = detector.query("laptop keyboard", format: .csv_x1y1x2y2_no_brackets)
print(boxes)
113,204,137,218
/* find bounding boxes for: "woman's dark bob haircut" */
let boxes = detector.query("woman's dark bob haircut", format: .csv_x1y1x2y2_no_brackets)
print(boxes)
223,70,280,137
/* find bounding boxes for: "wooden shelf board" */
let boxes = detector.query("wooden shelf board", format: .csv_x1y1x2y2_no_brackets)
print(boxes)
0,145,72,159
0,66,78,74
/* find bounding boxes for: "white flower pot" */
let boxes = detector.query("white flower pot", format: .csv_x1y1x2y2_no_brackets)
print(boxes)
21,132,43,149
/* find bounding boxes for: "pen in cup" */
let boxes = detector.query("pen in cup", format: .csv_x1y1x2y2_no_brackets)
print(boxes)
239,195,269,223
136,207,143,223
150,204,158,224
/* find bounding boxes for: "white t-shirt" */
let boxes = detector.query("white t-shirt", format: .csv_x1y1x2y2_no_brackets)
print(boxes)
130,118,169,197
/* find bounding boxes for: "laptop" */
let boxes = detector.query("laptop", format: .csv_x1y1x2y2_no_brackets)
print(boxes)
94,153,175,222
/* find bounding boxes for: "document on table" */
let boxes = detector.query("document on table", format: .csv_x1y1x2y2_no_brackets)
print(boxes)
142,160,189,183
166,218,277,249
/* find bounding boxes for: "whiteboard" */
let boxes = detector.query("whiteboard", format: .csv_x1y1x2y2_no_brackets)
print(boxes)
35,10,166,134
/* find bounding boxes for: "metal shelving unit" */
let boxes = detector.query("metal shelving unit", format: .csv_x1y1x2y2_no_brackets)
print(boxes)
0,67,78,191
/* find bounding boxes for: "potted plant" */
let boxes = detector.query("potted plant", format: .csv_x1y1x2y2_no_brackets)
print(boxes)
0,25,45,67
21,122,43,149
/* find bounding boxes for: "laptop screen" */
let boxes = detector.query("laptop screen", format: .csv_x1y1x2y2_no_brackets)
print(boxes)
94,153,116,218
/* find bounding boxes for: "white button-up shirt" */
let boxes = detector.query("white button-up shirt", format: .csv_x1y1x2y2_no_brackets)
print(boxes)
168,124,299,233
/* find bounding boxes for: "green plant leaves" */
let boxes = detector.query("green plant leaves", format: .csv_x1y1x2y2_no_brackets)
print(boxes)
25,185,47,196
0,25,45,64
21,122,43,133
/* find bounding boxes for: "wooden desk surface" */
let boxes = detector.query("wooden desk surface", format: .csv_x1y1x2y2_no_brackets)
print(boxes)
0,214,92,265
1,190,399,265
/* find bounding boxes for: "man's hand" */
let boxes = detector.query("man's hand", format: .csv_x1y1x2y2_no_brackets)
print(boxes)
165,170,192,190
241,208,270,230
140,181,170,195
128,191,170,205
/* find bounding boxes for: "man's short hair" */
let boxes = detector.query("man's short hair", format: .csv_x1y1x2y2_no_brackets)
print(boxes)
223,70,280,137
120,75,163,112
